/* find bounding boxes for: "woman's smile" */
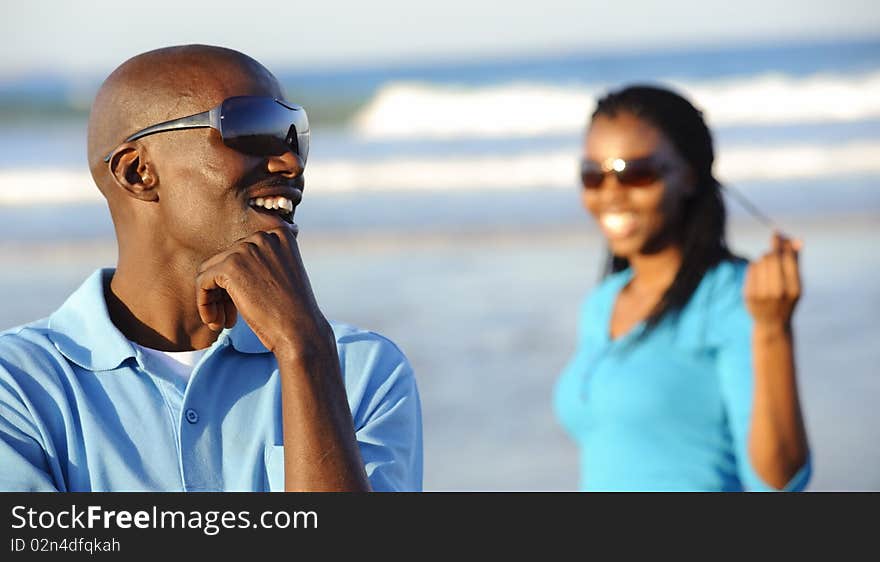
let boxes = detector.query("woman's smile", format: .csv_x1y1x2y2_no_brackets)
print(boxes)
598,210,639,239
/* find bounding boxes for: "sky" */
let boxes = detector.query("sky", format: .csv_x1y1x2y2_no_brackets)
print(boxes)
1,0,878,76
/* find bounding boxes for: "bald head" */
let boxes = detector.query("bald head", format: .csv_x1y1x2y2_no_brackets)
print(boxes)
87,45,283,191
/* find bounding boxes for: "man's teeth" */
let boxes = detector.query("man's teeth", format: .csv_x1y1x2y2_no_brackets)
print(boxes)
249,196,293,214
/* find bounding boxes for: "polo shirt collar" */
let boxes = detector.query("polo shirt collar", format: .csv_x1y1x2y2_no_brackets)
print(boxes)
47,268,270,371
47,268,135,371
224,316,270,354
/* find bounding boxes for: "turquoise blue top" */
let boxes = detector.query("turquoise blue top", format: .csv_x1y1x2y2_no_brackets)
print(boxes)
554,259,811,491
0,269,422,491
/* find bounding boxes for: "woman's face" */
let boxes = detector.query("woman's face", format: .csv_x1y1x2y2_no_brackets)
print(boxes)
581,112,694,259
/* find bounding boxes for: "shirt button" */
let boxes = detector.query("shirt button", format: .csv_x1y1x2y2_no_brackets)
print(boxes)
185,408,199,424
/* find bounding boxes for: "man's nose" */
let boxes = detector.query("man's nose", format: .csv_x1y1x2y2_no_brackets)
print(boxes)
266,150,304,177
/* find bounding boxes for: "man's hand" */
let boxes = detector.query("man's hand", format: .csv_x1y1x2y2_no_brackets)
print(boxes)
744,232,802,329
195,224,335,361
195,224,370,491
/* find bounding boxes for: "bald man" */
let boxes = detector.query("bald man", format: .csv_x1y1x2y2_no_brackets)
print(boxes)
0,46,422,492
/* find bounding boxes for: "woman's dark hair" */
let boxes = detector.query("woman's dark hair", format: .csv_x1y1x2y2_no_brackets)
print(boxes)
592,84,737,331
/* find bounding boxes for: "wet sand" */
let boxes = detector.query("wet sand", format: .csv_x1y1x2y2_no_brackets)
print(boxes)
1,212,878,491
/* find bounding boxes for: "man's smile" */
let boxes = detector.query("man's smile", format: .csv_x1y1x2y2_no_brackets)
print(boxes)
245,183,302,224
248,195,296,222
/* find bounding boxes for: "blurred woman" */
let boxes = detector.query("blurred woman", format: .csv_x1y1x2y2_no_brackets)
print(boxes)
554,85,811,491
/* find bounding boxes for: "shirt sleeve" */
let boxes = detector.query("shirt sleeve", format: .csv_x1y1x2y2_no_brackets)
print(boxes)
340,332,423,492
0,363,62,491
714,263,812,492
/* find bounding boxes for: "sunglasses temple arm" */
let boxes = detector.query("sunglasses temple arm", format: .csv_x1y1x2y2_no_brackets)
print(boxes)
103,110,215,163
122,110,214,144
719,184,781,232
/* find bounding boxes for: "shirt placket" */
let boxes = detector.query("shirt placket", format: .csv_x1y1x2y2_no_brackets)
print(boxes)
176,335,230,491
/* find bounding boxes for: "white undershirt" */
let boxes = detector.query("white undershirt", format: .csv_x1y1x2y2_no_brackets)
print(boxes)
131,342,209,384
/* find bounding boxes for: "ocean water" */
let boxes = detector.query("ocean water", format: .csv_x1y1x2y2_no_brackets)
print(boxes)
1,38,878,490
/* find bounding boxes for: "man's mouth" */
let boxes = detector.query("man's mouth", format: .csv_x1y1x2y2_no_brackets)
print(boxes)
248,195,296,224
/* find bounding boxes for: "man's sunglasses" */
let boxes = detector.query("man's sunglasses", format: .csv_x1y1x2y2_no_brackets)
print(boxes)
103,96,310,164
580,156,668,189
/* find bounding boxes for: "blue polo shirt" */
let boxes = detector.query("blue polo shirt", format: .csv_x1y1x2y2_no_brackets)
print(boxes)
0,269,423,492
554,259,811,491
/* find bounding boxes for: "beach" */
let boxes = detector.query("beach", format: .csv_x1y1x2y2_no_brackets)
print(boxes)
1,191,877,490
1,37,878,490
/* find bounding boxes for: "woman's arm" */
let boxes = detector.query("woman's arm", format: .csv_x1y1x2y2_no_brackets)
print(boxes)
743,233,810,489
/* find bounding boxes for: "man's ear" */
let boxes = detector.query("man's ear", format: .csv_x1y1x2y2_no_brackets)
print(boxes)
108,145,159,202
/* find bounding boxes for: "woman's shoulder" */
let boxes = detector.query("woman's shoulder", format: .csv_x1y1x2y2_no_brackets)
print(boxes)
691,257,753,343
571,268,632,343
581,268,633,316
699,257,749,301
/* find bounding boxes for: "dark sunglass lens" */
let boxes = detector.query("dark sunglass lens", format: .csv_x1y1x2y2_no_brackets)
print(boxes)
581,171,605,189
281,124,310,164
618,161,661,186
221,97,308,161
284,124,300,156
580,162,605,189
226,134,290,157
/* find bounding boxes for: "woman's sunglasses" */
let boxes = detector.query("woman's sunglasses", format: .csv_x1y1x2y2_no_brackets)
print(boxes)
581,155,782,231
580,156,668,189
103,96,310,164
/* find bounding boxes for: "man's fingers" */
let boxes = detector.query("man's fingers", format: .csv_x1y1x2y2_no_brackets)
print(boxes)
223,299,238,329
194,222,304,334
263,224,299,251
197,290,228,331
197,247,236,276
258,224,308,277
263,223,298,238
242,223,296,246
197,290,226,331
196,268,236,331
198,222,297,275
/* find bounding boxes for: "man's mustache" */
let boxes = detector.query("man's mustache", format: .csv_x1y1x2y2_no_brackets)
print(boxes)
235,167,305,193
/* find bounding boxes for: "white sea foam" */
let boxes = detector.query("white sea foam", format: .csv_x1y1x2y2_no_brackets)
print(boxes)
2,140,879,204
352,71,880,140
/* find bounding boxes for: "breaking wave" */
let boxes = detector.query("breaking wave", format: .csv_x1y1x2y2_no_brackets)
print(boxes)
3,140,879,204
352,71,880,140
